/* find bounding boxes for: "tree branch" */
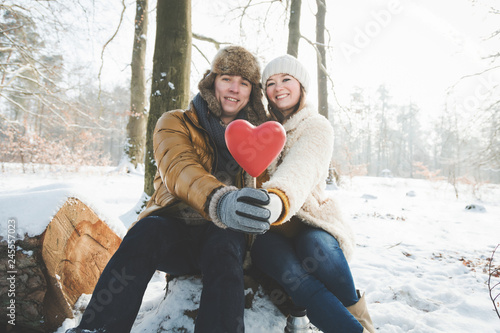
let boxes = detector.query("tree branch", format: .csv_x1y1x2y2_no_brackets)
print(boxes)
97,0,127,114
488,244,500,319
446,65,500,93
192,33,230,50
192,44,211,67
300,34,350,116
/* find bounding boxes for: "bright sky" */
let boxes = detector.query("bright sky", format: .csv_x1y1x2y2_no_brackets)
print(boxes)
192,0,499,124
321,0,499,121
63,0,499,125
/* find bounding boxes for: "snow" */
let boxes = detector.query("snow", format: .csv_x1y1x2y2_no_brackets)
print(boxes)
341,177,500,332
0,164,144,239
1,165,499,332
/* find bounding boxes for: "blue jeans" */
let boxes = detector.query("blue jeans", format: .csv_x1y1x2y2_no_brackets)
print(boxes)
251,226,363,333
77,216,247,333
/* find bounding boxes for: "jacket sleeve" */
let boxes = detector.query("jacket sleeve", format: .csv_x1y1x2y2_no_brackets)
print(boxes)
262,115,334,222
153,111,224,218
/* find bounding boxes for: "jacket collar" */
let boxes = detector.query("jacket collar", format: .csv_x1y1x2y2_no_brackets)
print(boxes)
184,102,203,129
282,102,318,132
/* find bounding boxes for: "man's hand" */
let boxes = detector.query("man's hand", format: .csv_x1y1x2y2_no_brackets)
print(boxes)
216,188,271,234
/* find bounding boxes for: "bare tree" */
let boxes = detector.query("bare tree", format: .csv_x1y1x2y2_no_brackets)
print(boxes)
125,0,149,168
476,2,500,177
0,2,134,168
316,0,328,119
144,0,192,196
396,102,420,178
0,5,62,127
488,244,500,319
287,0,301,57
375,85,392,176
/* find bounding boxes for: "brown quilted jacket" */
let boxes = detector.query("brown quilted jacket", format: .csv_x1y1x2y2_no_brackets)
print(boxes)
137,105,232,221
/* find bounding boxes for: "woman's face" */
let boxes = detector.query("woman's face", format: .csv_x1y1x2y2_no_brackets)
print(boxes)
214,74,252,124
265,74,301,116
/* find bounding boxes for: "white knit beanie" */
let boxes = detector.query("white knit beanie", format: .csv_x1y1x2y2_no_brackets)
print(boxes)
262,54,310,92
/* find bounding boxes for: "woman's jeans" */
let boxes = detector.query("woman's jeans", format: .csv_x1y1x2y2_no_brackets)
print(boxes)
77,215,247,333
251,226,363,333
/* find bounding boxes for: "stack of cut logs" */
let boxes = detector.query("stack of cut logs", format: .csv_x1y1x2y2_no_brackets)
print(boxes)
0,198,121,332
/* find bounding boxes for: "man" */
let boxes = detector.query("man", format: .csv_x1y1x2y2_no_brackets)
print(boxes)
68,46,274,333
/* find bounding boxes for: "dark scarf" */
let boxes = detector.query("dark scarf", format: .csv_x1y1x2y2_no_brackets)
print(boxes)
193,93,244,183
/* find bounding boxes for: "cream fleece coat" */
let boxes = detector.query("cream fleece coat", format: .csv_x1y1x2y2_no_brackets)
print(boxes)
258,103,356,261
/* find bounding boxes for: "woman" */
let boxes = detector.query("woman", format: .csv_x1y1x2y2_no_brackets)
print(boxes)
251,54,375,333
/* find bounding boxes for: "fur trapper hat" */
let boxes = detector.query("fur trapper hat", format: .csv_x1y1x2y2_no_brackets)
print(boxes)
198,46,267,125
262,54,310,92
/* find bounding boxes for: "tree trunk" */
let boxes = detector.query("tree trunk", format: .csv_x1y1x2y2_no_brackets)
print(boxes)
125,0,149,167
287,0,302,57
144,0,192,196
316,0,328,119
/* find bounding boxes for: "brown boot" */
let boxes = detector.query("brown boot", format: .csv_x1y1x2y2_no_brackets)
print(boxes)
347,291,376,332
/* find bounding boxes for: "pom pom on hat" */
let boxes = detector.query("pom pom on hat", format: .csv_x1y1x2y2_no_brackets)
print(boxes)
262,54,310,92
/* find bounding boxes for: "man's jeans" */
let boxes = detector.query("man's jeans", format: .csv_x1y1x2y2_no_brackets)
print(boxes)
77,216,246,333
251,226,363,333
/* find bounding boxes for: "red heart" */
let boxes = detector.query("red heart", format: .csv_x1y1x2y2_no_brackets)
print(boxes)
225,120,286,177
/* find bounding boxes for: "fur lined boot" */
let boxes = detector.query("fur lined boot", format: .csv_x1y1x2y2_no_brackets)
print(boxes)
347,291,376,333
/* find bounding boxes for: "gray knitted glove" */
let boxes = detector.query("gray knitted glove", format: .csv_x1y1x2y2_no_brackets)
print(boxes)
217,188,271,234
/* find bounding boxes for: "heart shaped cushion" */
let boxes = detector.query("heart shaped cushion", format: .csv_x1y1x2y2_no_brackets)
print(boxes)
225,119,286,177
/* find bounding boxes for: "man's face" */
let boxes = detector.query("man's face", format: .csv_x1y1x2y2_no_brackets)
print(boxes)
214,74,252,123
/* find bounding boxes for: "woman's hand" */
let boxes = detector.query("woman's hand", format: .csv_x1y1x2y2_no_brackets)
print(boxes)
266,193,283,224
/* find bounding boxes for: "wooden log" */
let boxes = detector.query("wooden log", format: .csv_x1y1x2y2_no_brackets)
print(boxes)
41,197,122,330
1,197,121,332
1,234,46,333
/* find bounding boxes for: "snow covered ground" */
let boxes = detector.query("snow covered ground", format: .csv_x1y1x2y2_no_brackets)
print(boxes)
1,164,499,332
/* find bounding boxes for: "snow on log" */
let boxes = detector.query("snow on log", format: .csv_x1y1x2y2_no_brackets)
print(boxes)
0,197,121,332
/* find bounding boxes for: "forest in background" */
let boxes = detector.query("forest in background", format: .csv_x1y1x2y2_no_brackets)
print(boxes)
1,0,499,190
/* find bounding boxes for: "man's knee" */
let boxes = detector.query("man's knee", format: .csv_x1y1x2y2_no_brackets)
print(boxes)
210,241,244,263
201,230,246,268
129,216,165,234
121,216,168,253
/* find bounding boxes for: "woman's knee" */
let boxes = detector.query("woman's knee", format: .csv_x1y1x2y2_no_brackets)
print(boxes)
295,229,353,284
297,228,342,261
251,232,297,272
298,228,340,249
